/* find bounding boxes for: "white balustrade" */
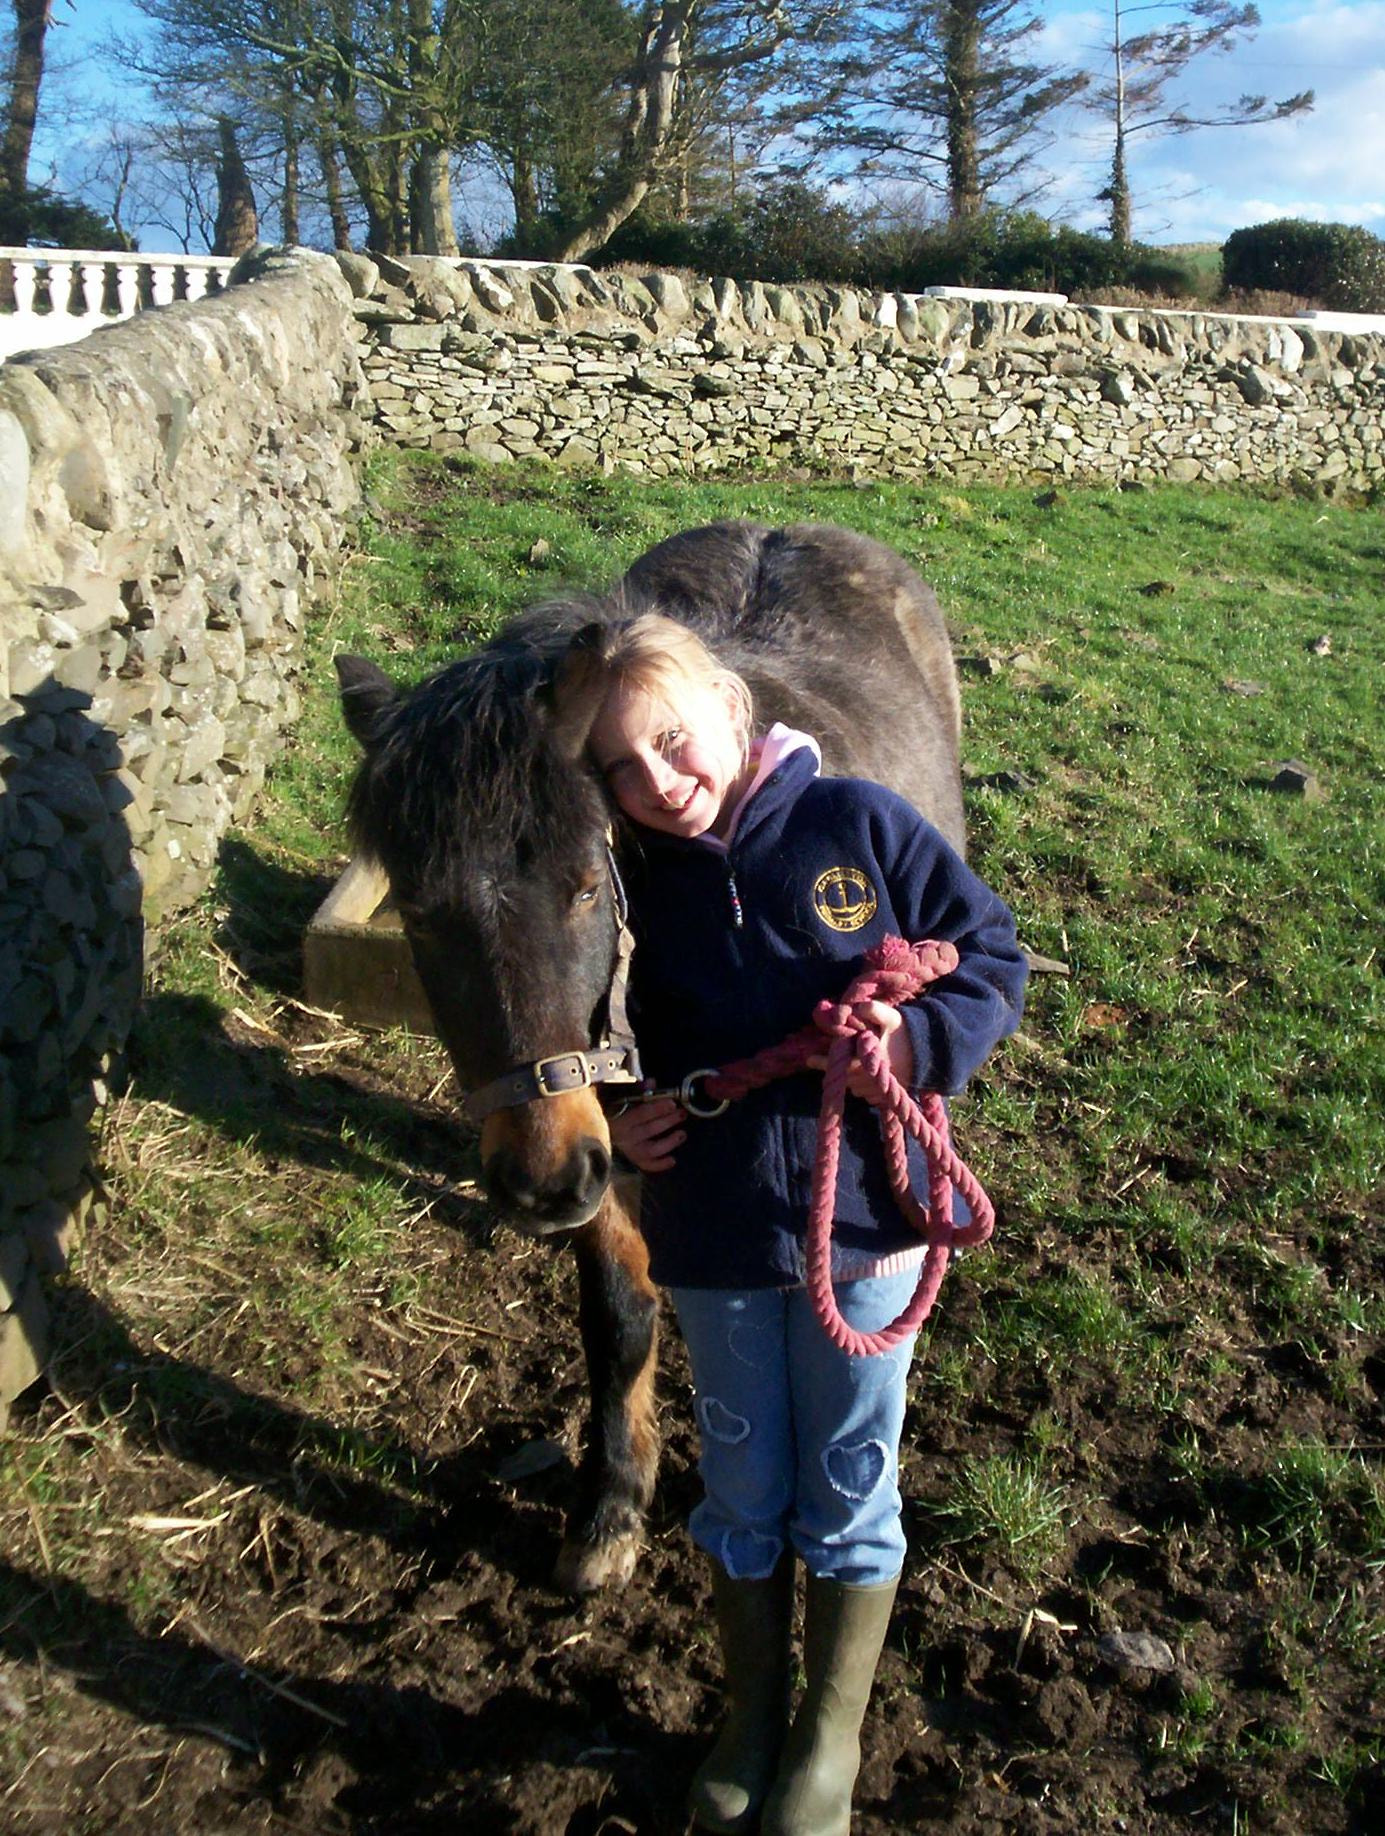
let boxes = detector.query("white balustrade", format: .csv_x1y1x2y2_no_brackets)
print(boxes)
0,247,239,361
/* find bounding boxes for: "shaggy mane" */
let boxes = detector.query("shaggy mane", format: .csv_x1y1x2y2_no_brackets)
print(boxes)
346,604,610,897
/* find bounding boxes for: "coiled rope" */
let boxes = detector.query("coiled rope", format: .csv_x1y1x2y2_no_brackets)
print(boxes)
699,935,995,1356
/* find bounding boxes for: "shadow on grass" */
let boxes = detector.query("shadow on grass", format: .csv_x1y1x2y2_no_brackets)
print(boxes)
125,985,487,1238
0,1556,693,1833
210,834,338,1000
46,1285,441,1547
37,1281,588,1597
133,827,489,1236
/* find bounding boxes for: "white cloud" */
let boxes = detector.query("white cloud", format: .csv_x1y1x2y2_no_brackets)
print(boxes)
1030,2,1385,242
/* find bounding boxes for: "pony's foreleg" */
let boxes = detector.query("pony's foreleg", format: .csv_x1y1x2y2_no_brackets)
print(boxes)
554,1177,659,1594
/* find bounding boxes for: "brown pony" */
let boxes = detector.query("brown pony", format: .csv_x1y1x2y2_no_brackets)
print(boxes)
337,521,963,1592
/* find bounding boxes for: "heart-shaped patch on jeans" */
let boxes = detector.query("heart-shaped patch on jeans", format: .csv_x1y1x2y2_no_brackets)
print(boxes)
821,1436,889,1502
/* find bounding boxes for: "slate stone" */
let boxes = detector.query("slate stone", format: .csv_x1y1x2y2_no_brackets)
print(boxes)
1097,1630,1176,1674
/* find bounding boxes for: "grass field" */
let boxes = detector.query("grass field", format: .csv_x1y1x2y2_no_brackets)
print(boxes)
1,457,1380,1833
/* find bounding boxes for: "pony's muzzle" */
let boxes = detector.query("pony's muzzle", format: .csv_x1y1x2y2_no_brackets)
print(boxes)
482,1138,612,1231
480,1093,613,1232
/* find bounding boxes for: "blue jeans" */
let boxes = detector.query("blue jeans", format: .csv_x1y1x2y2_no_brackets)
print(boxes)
669,1270,920,1588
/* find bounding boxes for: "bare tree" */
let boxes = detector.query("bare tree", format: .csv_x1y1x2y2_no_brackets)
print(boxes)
121,0,498,255
553,2,849,263
131,120,222,252
1091,0,1313,245
69,123,143,248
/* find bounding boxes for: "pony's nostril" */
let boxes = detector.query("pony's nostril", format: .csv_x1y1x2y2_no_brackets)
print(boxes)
584,1141,612,1192
483,1149,528,1212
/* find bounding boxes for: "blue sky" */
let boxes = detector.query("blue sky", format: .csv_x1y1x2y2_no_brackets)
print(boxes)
1032,1,1385,242
31,0,1385,251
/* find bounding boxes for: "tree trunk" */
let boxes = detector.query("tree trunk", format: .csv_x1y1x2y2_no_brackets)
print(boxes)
0,0,52,243
407,0,458,255
556,1,690,262
511,134,541,250
1107,128,1131,245
282,118,300,245
335,76,403,253
385,115,409,255
320,133,353,250
107,142,137,252
212,116,259,256
413,142,459,255
943,1,983,223
339,140,396,251
1107,2,1131,244
328,8,403,254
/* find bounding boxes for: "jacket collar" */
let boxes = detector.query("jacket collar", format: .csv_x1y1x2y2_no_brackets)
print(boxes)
631,735,821,859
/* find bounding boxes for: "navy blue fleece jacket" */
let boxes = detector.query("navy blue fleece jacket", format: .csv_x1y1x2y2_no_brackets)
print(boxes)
621,744,1028,1290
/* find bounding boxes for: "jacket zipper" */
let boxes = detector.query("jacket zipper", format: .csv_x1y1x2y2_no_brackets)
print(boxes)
726,865,744,929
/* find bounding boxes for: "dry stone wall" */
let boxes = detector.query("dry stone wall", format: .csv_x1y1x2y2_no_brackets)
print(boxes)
355,257,1383,492
0,248,369,1421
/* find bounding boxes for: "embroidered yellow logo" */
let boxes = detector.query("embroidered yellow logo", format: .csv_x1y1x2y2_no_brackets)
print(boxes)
813,867,878,933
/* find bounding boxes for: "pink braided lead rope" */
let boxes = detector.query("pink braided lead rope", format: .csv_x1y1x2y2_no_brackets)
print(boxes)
701,936,996,1356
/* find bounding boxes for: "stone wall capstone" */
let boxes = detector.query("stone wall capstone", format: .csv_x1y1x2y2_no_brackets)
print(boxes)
0,246,369,1422
352,257,1383,491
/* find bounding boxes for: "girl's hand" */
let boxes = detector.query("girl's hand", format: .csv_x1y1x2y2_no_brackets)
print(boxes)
609,1096,686,1173
807,1000,915,1102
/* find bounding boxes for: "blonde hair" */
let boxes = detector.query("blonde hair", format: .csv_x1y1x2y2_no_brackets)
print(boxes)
596,614,754,763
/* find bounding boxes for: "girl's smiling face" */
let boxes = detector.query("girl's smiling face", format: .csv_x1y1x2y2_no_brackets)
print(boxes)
589,677,749,840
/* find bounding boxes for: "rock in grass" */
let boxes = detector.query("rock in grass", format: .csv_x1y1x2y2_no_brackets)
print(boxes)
1023,950,1071,976
965,768,1036,795
1268,760,1325,800
1097,1630,1176,1674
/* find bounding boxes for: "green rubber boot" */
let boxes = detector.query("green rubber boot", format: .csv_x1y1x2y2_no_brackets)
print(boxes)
759,1572,899,1836
689,1556,796,1834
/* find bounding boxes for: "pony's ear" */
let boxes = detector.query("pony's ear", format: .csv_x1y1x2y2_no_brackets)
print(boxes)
546,622,608,761
336,654,397,749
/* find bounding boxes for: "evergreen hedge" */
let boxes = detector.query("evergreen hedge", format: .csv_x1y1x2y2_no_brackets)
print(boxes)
598,193,1202,302
1221,219,1385,311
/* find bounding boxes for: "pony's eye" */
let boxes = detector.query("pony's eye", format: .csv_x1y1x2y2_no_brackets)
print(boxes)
573,884,600,909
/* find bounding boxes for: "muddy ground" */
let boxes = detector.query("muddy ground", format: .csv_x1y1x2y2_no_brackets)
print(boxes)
1,846,1381,1836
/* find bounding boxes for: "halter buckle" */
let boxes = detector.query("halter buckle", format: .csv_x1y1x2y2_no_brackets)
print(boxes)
533,1053,593,1096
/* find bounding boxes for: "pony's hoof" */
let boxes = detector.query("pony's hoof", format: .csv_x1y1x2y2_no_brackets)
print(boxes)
553,1531,642,1594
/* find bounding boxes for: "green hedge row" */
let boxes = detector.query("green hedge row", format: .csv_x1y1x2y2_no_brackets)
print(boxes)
1221,219,1385,312
592,189,1204,301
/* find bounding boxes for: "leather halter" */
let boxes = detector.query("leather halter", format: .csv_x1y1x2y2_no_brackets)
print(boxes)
461,848,643,1125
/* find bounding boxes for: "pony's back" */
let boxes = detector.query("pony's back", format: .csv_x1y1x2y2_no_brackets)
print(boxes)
613,521,965,853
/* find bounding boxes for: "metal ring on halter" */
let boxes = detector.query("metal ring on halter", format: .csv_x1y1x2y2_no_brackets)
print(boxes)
678,1069,730,1119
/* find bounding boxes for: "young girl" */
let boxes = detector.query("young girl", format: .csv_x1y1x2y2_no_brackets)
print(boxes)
584,616,1028,1836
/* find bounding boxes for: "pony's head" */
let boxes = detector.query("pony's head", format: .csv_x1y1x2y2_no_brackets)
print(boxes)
336,628,621,1232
